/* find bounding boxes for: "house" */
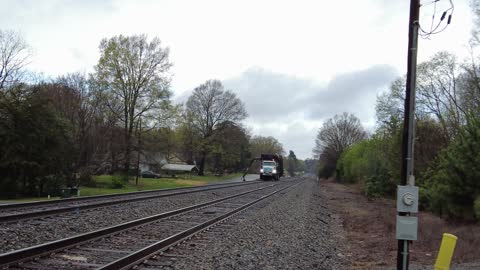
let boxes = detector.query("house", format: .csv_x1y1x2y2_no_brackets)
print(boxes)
139,151,198,177
139,152,167,173
161,163,199,176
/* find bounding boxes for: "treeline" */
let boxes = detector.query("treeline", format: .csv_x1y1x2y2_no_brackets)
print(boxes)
314,50,480,222
0,31,286,198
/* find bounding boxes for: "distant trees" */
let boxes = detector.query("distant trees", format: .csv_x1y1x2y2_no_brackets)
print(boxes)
185,80,247,175
249,135,285,158
304,158,319,175
0,30,30,90
209,121,250,173
313,112,367,178
0,84,73,196
287,150,297,177
0,30,289,199
92,34,172,178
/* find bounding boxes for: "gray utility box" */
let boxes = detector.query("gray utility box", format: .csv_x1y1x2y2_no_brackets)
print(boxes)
396,215,418,240
397,185,419,213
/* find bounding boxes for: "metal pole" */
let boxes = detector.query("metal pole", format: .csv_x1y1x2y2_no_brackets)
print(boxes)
397,0,420,269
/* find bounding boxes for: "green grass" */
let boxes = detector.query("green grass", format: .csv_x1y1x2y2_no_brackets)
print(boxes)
80,173,243,196
0,173,244,203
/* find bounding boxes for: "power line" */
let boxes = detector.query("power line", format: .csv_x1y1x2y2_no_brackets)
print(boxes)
419,0,454,39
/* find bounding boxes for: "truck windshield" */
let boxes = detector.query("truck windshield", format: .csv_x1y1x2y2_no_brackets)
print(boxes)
263,161,276,166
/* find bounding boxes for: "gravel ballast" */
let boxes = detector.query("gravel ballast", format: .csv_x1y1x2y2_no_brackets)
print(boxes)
148,177,347,269
0,182,273,253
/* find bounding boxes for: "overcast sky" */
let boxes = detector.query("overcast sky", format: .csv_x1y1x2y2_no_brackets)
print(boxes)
1,0,474,159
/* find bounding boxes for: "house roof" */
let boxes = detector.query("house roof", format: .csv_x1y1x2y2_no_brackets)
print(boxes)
161,164,198,172
138,151,167,165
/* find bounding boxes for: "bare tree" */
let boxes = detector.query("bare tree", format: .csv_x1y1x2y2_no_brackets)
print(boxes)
416,51,466,140
186,80,247,175
471,0,480,46
0,30,30,90
313,112,367,177
378,52,468,141
55,73,102,175
92,34,172,177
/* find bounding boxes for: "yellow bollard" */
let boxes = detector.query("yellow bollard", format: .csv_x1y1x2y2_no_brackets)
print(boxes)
434,233,458,270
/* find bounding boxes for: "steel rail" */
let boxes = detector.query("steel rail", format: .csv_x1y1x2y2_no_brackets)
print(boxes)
0,183,279,268
100,181,301,270
0,178,259,210
0,180,261,223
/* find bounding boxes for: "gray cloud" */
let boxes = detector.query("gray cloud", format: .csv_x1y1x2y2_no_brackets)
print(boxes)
223,65,398,123
171,65,398,158
175,66,398,159
223,68,315,122
304,65,398,121
248,120,319,160
0,0,116,26
224,65,398,159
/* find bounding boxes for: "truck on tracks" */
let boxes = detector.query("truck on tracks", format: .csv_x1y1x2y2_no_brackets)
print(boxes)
242,153,284,181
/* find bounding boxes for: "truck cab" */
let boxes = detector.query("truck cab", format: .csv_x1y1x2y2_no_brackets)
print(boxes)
260,160,279,180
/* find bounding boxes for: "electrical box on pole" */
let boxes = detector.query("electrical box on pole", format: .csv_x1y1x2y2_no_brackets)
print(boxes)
396,216,418,241
396,185,419,241
397,185,419,213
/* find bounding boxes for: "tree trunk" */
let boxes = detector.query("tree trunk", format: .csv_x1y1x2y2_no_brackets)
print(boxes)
198,151,206,176
109,127,117,174
124,133,131,180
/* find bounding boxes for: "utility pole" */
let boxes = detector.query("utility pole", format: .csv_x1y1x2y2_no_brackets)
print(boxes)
397,0,420,269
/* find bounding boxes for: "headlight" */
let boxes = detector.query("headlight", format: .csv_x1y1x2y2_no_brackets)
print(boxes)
272,169,277,173
260,169,264,173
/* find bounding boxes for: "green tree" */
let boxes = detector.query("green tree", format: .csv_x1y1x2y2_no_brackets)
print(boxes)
421,116,480,220
92,34,172,178
336,136,395,197
0,85,73,197
249,135,284,158
185,80,247,175
209,121,250,173
313,112,367,178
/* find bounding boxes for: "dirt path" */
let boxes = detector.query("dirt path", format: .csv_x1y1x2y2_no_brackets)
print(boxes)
320,179,480,269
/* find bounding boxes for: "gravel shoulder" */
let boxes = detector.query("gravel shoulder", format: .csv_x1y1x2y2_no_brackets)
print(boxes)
154,177,348,270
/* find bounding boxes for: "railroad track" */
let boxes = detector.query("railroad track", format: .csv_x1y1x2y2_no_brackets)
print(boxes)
0,180,261,223
0,179,301,269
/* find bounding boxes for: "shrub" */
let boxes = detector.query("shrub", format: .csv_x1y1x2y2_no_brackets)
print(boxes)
110,174,127,189
41,175,64,196
421,117,480,221
337,136,396,197
364,168,394,197
337,141,369,183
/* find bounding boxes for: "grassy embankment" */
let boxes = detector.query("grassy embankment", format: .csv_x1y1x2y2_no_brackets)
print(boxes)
0,173,243,203
80,173,243,196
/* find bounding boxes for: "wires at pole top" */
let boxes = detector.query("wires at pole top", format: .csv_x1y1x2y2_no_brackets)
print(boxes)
419,0,454,39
